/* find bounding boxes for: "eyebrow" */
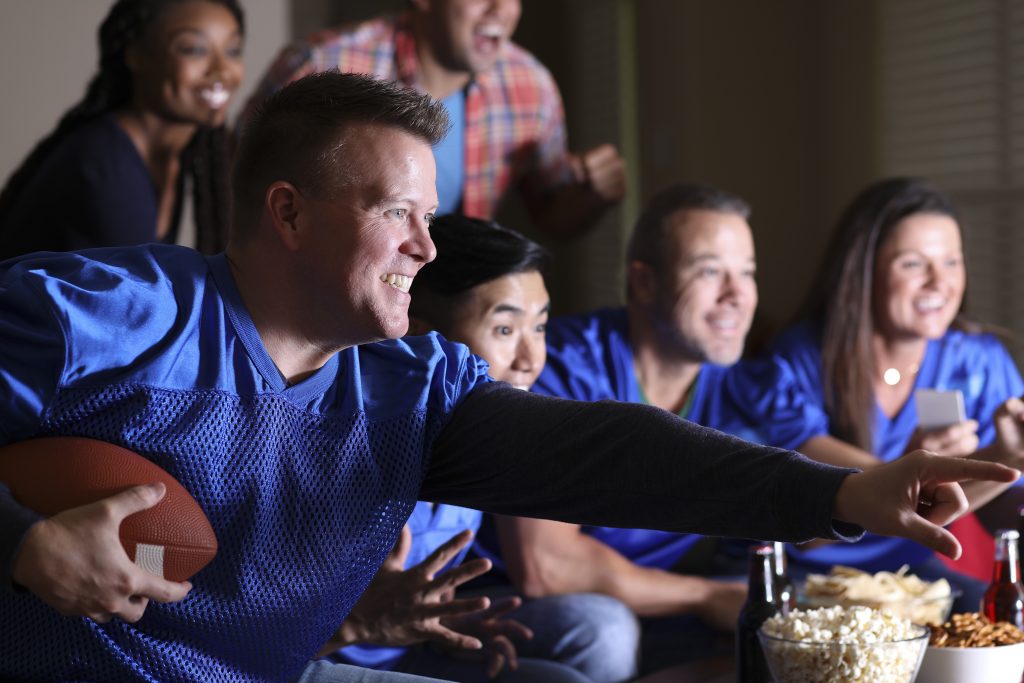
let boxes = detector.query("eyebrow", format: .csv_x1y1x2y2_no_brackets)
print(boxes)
891,247,962,257
168,27,243,40
681,254,755,266
492,301,551,315
169,28,208,38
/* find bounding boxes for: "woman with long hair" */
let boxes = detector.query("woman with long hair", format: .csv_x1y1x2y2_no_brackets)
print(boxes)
0,0,244,257
771,177,1024,605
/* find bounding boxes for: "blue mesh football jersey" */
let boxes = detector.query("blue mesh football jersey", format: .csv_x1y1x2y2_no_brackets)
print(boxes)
772,320,1024,572
0,246,491,682
475,307,828,571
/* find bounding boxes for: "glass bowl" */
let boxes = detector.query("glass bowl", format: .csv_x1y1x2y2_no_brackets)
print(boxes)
758,623,930,683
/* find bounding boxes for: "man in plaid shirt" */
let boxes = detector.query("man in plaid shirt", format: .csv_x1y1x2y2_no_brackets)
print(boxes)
243,0,625,240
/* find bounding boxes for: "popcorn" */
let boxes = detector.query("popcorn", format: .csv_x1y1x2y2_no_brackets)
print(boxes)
760,606,928,682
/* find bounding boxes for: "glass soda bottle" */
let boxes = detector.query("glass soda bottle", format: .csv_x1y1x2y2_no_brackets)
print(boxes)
772,541,796,614
737,544,780,683
982,529,1024,630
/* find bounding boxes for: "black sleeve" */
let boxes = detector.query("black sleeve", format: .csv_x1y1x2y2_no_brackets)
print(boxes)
0,483,41,592
423,383,863,544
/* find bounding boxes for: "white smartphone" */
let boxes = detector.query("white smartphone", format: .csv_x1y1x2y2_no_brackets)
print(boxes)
914,389,966,431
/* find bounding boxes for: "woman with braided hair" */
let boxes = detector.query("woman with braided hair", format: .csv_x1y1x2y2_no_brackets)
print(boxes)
0,0,244,258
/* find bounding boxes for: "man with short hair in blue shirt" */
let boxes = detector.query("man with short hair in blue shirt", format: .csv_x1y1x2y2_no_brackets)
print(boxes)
0,75,1017,683
474,183,867,673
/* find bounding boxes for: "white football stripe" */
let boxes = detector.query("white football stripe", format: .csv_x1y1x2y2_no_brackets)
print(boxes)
135,543,165,577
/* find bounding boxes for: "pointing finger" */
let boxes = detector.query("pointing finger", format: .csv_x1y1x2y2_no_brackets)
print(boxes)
925,456,1019,485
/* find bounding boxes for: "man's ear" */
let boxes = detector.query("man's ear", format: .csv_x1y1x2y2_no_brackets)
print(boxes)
407,315,434,336
264,182,304,251
627,260,657,305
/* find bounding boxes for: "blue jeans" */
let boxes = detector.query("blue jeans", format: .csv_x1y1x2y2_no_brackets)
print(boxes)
502,593,640,683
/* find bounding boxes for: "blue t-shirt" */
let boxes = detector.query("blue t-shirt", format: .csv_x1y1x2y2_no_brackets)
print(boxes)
772,320,1024,572
433,89,466,216
475,308,829,571
0,246,490,683
333,501,482,670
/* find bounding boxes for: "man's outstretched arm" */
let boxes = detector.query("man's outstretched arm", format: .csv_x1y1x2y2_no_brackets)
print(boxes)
425,384,1020,557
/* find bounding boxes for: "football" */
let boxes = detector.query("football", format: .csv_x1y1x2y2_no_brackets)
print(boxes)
0,436,217,582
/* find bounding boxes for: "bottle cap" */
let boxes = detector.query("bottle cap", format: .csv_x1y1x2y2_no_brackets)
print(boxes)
996,529,1020,541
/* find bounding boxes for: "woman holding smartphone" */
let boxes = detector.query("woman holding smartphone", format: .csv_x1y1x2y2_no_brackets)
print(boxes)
769,177,1024,604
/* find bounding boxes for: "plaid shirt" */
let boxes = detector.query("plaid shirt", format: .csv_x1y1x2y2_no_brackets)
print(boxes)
244,13,573,219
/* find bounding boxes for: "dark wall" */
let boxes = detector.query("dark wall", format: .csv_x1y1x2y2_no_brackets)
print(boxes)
634,0,879,345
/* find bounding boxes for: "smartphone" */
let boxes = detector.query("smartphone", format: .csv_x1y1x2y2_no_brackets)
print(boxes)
914,389,966,431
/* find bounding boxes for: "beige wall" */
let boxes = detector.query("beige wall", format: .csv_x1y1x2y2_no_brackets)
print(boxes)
0,0,290,184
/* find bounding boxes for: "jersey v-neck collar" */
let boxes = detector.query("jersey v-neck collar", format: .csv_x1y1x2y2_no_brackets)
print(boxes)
206,253,339,403
634,368,701,419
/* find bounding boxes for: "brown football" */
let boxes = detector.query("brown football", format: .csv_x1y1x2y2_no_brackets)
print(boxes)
0,436,217,582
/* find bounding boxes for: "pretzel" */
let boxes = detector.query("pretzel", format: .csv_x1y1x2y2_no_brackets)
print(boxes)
928,612,1024,648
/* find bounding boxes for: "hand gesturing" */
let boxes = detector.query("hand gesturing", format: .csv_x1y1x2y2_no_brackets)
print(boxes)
321,528,494,654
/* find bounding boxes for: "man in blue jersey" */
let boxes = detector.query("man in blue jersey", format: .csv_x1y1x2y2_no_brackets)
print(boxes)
473,183,873,673
0,74,1018,683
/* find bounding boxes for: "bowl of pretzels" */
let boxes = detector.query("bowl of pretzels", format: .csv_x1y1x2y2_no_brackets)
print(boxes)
916,612,1024,683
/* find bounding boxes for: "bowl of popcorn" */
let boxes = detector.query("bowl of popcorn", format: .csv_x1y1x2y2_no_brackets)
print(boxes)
801,565,956,625
916,612,1024,683
758,605,929,683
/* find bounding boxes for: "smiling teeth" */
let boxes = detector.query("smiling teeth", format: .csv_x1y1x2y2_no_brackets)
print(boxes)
915,296,945,312
709,317,739,330
200,83,230,108
477,24,504,38
382,273,412,293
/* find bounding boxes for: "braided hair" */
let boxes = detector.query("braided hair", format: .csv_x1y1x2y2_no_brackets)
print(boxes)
0,0,244,253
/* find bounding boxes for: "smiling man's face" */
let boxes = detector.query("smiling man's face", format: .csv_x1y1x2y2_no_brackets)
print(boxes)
415,0,522,74
648,209,758,366
295,123,439,347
